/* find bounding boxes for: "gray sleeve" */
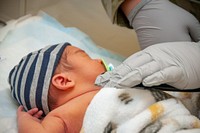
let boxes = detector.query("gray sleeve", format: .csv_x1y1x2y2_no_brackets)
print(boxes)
101,0,132,28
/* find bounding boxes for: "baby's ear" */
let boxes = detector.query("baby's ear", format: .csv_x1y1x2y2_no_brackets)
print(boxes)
52,73,75,90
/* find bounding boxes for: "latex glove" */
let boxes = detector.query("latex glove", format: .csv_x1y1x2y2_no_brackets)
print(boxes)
95,41,200,89
123,0,200,49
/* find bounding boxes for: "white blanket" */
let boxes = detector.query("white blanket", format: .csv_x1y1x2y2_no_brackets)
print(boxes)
82,87,200,133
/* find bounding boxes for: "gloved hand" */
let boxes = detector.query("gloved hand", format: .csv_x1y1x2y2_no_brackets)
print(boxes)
127,0,200,49
95,41,200,90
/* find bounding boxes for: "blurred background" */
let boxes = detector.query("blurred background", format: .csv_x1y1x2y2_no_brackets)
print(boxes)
0,0,199,57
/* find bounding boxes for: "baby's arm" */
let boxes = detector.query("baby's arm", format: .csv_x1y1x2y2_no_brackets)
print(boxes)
17,106,66,133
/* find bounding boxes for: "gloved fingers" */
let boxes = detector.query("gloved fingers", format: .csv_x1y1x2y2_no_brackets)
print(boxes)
95,71,113,87
104,80,118,88
95,64,126,87
118,60,161,87
95,51,153,87
124,50,153,68
117,70,142,87
143,66,183,88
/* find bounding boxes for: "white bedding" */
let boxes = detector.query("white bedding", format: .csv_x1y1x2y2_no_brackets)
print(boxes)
0,12,124,133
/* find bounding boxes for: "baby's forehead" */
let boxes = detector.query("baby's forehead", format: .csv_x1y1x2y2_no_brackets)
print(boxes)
60,45,79,60
64,45,84,54
66,45,81,50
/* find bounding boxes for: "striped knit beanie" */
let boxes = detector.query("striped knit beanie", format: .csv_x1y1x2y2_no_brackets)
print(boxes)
8,42,71,115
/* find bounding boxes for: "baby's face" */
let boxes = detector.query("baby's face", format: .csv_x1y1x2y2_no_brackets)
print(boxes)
64,45,106,83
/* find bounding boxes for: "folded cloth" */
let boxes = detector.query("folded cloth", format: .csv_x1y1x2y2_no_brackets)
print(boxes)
82,87,200,133
166,91,200,118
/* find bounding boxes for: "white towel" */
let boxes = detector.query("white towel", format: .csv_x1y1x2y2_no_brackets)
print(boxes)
82,87,200,133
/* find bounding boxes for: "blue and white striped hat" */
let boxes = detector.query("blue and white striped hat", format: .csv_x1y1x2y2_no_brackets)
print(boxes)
8,42,71,115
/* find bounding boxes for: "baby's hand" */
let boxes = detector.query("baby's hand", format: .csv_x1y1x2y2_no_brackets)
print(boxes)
17,105,43,123
17,106,66,133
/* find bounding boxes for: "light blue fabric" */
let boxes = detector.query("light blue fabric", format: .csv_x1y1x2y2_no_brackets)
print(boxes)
0,11,125,63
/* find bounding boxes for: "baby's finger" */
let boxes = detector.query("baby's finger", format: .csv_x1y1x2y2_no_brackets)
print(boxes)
18,105,23,110
17,106,25,117
33,110,43,118
17,105,24,113
27,108,39,115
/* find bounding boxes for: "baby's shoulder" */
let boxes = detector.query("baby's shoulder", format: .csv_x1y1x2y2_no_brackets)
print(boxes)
41,110,67,132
